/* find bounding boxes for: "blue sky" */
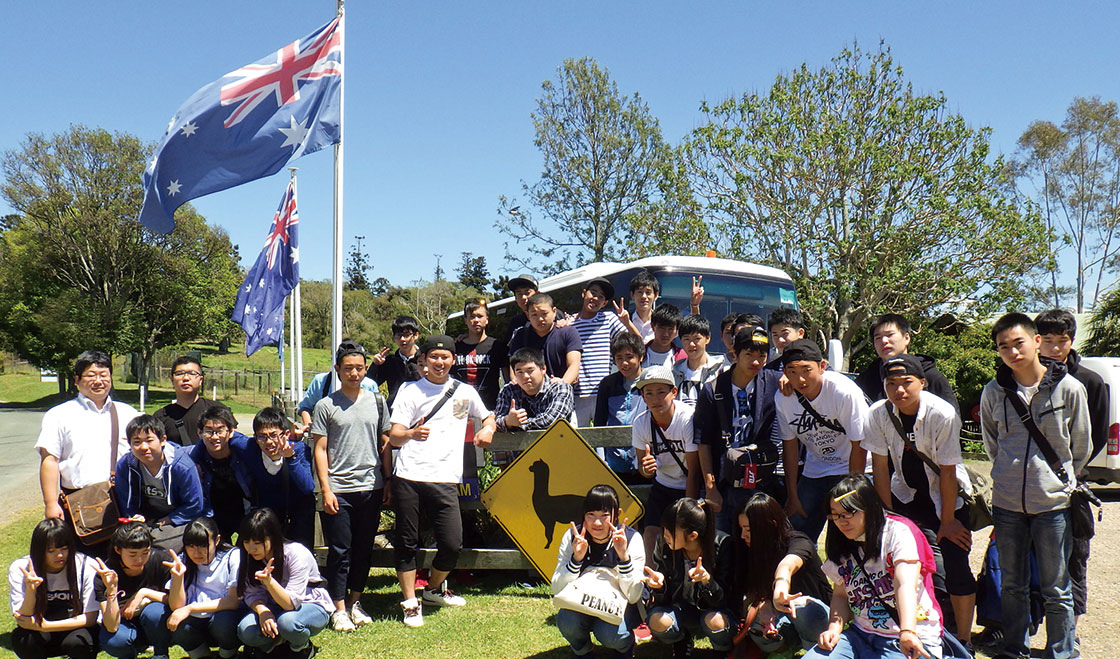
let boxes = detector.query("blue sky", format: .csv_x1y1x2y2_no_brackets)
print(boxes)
2,2,1117,289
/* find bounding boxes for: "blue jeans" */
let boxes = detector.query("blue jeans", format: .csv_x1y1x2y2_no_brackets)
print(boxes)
790,474,845,544
237,603,329,652
804,625,942,659
556,605,640,656
648,604,735,652
749,596,831,652
993,506,1076,659
171,609,243,653
100,601,172,657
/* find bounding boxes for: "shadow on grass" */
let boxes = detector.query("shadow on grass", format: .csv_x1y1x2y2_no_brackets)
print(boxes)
0,392,70,409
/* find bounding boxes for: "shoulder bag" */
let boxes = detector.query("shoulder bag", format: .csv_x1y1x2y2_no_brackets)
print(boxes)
885,408,993,531
1002,388,1101,540
553,565,628,626
60,403,122,546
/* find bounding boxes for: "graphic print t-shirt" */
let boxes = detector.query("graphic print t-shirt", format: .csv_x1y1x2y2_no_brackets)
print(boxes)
451,336,508,410
822,517,941,646
631,403,696,490
775,370,869,478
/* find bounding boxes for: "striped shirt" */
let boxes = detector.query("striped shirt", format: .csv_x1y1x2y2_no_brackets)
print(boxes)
571,310,627,398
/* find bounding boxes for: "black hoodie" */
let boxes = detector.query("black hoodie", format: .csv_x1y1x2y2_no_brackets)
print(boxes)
1065,349,1110,462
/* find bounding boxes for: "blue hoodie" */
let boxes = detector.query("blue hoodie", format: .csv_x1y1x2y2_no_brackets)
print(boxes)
188,431,254,505
115,442,210,526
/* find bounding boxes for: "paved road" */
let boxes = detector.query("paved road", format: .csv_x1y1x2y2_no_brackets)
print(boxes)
0,408,46,522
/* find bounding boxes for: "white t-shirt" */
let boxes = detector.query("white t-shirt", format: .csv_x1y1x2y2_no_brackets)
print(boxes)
183,548,240,618
775,370,869,478
9,553,98,618
642,347,677,370
863,392,970,517
35,395,141,490
631,312,654,343
390,378,490,483
823,517,942,646
672,354,725,407
631,403,696,490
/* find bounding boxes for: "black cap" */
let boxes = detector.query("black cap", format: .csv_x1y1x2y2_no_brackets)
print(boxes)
420,334,455,355
781,339,824,366
335,339,367,364
880,354,925,380
733,326,770,354
585,277,615,300
508,274,538,292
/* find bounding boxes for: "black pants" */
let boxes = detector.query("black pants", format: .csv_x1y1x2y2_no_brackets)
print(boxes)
213,497,247,542
282,495,317,551
894,498,977,596
11,626,97,659
1070,536,1090,616
392,477,462,573
320,488,383,600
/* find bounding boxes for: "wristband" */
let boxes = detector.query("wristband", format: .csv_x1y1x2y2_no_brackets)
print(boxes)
899,628,918,637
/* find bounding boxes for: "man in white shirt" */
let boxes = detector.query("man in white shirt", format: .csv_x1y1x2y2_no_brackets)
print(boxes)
36,350,141,524
775,339,869,543
388,335,497,628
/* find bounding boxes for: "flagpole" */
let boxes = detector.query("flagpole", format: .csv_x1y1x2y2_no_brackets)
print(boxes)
280,296,286,404
331,0,346,356
295,280,304,397
289,166,302,406
288,291,296,405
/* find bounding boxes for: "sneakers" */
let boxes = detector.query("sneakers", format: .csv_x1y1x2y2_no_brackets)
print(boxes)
421,582,466,607
401,598,424,627
349,601,373,626
672,638,692,658
289,642,317,659
330,609,356,632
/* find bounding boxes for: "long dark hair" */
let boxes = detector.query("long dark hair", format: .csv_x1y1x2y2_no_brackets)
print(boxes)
237,508,287,596
581,485,622,527
734,492,793,602
660,498,715,563
823,475,886,565
182,517,232,590
28,519,80,621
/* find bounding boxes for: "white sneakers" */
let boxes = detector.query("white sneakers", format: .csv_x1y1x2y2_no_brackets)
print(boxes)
349,601,373,626
401,598,424,627
421,582,466,607
330,609,356,632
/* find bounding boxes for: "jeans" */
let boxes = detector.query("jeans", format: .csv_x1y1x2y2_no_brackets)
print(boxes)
321,488,383,600
100,601,172,657
993,506,1076,659
170,609,243,653
556,605,640,656
749,596,831,652
790,474,846,544
803,624,942,659
237,603,329,652
648,604,735,652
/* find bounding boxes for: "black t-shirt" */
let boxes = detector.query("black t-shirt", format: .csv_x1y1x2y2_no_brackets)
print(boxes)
154,398,230,446
502,313,530,348
451,336,508,410
209,456,244,509
786,531,832,602
94,549,173,604
508,325,582,383
897,412,934,511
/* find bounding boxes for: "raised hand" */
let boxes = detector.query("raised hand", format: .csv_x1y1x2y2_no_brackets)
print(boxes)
280,440,296,458
643,566,665,590
639,444,658,478
687,555,710,584
569,522,589,563
19,560,43,592
506,399,528,428
93,558,118,592
690,276,704,307
411,418,430,441
372,347,390,366
255,558,275,584
610,518,630,561
162,552,186,580
611,298,629,320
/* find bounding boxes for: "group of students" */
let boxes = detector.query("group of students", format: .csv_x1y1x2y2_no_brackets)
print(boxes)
22,267,1102,659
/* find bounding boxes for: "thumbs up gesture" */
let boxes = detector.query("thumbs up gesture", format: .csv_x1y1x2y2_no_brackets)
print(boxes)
506,398,529,428
639,444,658,478
688,556,710,584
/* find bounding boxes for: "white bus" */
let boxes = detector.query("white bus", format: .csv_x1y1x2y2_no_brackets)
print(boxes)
448,255,799,339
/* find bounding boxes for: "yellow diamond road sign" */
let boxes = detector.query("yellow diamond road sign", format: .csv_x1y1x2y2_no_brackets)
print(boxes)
481,419,644,581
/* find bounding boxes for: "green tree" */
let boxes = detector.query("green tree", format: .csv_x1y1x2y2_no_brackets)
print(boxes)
0,125,242,390
496,57,673,274
345,235,372,292
1082,286,1120,355
682,42,1047,367
1016,97,1120,312
456,252,491,293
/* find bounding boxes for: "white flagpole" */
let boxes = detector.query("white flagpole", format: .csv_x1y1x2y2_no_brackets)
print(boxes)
288,292,296,404
289,167,302,406
280,294,286,403
295,281,304,399
331,1,345,356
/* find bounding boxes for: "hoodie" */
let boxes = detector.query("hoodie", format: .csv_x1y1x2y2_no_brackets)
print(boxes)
114,442,209,526
1064,349,1110,462
855,353,960,418
980,358,1090,514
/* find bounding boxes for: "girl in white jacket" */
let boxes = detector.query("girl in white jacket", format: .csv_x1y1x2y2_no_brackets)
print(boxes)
552,485,646,658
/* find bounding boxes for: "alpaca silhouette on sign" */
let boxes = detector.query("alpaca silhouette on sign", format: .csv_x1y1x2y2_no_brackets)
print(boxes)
528,459,585,549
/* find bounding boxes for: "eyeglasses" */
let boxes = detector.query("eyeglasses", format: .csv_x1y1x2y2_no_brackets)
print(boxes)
200,428,228,437
255,432,286,442
80,373,112,382
826,510,860,522
172,370,201,377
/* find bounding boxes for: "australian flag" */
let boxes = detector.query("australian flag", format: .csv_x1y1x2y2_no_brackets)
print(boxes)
138,15,342,234
232,179,299,356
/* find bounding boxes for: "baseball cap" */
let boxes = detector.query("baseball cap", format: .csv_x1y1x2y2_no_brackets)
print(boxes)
781,339,824,366
584,277,615,300
880,354,925,380
419,334,455,355
635,365,675,390
508,274,538,292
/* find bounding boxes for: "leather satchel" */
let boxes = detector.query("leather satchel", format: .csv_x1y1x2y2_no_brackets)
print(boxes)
60,403,121,546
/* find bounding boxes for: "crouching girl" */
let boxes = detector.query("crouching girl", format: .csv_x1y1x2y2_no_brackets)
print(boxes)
167,518,242,659
94,521,177,659
236,508,331,659
551,485,646,659
644,498,735,657
8,519,99,659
